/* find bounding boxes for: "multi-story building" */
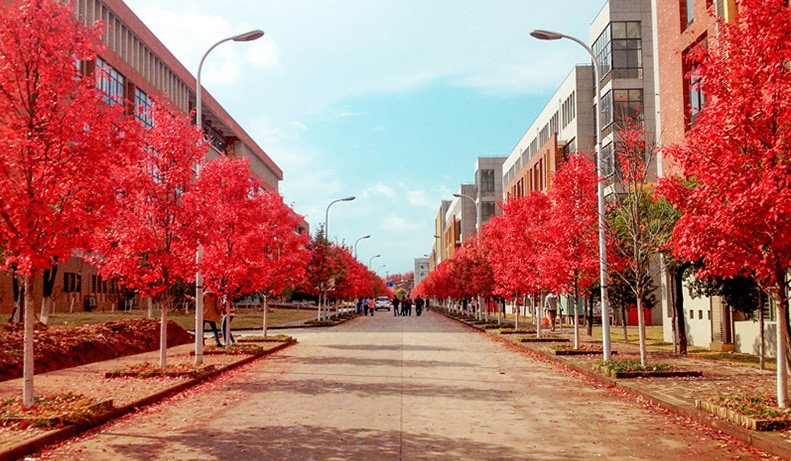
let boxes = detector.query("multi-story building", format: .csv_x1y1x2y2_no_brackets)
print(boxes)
653,0,744,352
0,0,291,314
413,258,430,290
443,184,477,259
429,200,451,272
474,157,507,230
502,65,594,200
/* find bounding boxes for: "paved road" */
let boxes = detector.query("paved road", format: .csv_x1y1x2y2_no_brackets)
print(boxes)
41,311,763,460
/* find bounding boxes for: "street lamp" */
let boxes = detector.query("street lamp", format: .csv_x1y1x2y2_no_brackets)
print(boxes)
531,28,611,360
194,29,264,364
369,254,381,268
377,264,387,273
453,193,478,240
354,234,371,259
324,196,356,241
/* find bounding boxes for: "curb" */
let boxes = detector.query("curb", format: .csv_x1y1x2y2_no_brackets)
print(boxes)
437,309,791,459
0,339,297,461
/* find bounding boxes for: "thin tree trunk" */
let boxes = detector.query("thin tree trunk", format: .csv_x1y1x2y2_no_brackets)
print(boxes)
621,305,629,343
573,285,580,350
586,293,593,336
12,276,22,323
534,294,541,339
759,293,765,370
147,297,153,318
775,269,789,408
22,273,35,409
224,294,232,350
637,292,647,366
673,266,688,354
514,295,519,330
262,295,269,338
40,265,57,325
159,301,167,369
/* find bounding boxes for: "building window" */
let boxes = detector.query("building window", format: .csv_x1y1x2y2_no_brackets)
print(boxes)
687,66,705,126
63,272,82,293
594,22,642,81
613,89,644,127
202,122,228,153
683,36,708,130
601,142,615,177
95,57,125,106
601,91,614,127
135,88,153,128
480,201,496,224
91,275,107,294
681,0,695,27
562,92,576,128
479,169,495,193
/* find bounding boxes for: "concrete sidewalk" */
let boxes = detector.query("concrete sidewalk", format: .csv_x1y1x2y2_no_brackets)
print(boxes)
439,308,791,459
0,336,296,461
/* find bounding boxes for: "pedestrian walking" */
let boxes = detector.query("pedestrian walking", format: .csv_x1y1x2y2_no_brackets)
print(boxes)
369,298,375,316
363,297,369,316
544,292,559,332
392,296,401,316
425,297,430,312
415,296,424,316
405,297,413,316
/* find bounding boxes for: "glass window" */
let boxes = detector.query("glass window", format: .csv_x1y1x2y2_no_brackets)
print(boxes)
601,142,615,177
95,57,125,106
480,169,495,193
613,89,644,127
480,202,496,224
594,22,642,80
135,88,153,128
688,67,704,125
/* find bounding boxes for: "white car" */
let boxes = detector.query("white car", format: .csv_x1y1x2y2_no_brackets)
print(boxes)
374,296,392,311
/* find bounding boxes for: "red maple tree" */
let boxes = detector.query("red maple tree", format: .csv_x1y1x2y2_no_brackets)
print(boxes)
92,102,205,367
660,0,791,405
543,154,599,348
0,0,141,407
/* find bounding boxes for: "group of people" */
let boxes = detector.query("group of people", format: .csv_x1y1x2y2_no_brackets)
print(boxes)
357,297,377,316
392,295,428,316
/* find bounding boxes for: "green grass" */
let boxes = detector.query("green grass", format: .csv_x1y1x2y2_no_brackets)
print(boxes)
47,306,317,331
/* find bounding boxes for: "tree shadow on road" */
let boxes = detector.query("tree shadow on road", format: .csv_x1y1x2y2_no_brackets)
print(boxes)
95,423,565,460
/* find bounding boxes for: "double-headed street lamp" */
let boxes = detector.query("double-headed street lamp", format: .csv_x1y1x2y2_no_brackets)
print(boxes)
530,29,612,360
325,196,356,241
354,234,371,259
194,29,264,364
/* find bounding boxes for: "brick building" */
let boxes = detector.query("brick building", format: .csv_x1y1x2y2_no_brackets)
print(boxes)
0,0,295,315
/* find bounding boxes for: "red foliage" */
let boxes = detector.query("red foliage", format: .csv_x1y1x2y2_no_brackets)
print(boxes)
662,0,791,288
0,0,141,277
184,156,309,303
542,154,599,296
92,103,205,301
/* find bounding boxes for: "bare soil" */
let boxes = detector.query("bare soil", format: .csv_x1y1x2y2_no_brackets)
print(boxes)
0,319,193,381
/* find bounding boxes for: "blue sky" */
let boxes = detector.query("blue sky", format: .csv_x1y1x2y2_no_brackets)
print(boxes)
124,0,607,275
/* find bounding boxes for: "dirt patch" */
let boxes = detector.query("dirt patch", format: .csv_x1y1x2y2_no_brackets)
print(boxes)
0,319,194,382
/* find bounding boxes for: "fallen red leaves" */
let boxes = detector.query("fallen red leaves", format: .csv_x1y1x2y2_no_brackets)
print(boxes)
0,319,193,381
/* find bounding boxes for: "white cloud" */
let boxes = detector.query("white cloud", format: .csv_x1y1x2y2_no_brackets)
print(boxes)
381,215,420,232
406,189,433,208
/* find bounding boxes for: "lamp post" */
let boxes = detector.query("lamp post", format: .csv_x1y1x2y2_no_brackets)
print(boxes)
194,29,264,365
324,196,356,241
369,254,381,268
354,234,371,259
453,193,478,240
531,29,611,360
377,264,387,274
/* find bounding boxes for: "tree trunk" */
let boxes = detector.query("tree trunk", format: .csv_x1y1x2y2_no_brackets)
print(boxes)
759,292,765,370
262,295,269,339
573,285,580,350
40,265,57,325
775,269,789,408
637,291,647,366
11,276,22,323
159,300,168,369
586,293,593,336
673,265,688,355
534,294,541,339
514,295,519,330
621,304,628,343
22,273,35,409
224,294,232,350
147,297,154,318
317,294,322,322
